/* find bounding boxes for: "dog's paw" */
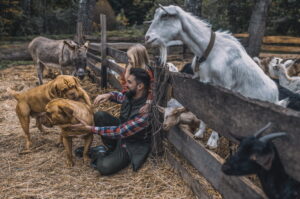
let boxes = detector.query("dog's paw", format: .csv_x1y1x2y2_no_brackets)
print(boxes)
66,160,74,167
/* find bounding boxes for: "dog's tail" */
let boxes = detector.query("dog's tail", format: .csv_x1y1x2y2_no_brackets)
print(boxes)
6,87,21,101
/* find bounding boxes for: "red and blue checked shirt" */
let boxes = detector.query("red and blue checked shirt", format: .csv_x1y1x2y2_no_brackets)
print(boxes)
91,91,150,139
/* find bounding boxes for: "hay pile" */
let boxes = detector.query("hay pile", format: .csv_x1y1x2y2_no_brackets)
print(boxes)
0,65,210,199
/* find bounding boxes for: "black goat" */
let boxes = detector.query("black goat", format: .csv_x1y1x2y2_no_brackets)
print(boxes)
273,78,300,111
180,63,194,75
222,123,300,199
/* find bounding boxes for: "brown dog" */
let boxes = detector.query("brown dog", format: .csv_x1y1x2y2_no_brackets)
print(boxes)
7,75,91,153
38,98,93,167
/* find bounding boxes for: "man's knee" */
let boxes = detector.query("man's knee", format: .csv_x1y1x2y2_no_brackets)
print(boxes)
94,111,108,122
96,158,124,176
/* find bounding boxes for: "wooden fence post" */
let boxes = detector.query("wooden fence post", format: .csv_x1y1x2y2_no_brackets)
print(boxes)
100,14,107,88
151,66,170,156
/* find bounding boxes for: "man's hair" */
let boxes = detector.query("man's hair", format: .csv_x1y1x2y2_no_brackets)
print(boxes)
130,68,150,90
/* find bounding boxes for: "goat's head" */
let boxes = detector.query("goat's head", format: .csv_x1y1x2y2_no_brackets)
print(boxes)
273,60,295,74
267,57,294,79
145,5,181,66
222,123,286,176
157,105,186,131
145,5,180,47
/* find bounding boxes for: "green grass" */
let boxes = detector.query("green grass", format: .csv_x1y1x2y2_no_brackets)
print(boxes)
0,27,145,45
0,60,33,70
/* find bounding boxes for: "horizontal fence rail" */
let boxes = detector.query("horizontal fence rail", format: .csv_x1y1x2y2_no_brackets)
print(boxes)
160,69,300,182
168,127,267,199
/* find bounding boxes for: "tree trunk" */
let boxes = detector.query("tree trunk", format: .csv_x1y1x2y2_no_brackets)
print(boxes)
246,0,272,57
184,0,202,17
77,0,96,37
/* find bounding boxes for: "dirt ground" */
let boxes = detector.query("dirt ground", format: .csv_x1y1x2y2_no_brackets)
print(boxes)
0,65,224,199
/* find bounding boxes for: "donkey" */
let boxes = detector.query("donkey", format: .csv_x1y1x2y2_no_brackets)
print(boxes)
145,5,279,103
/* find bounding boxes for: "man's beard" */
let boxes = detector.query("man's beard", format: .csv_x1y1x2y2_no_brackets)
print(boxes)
125,89,136,99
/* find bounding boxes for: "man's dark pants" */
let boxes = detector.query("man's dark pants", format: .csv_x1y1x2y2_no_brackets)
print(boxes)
93,111,130,175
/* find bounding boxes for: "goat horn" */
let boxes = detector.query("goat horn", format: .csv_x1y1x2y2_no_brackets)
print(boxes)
159,4,170,14
259,132,287,143
254,122,272,137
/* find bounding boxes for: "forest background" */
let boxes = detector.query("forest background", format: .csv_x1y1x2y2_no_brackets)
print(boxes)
1,0,299,39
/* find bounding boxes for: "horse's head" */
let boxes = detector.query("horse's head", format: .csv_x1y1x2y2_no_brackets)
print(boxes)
145,5,182,47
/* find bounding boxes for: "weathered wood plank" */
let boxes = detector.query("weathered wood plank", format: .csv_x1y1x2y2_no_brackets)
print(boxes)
87,58,122,90
87,51,102,63
259,53,300,59
84,35,143,42
167,70,300,181
261,45,300,53
107,47,128,63
263,36,300,44
100,14,107,88
87,59,101,74
89,43,136,51
166,151,211,199
107,59,125,75
168,127,267,199
233,34,300,45
107,73,122,91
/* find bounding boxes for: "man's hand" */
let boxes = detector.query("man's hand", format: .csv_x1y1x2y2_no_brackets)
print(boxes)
139,103,151,113
93,93,111,105
65,117,93,132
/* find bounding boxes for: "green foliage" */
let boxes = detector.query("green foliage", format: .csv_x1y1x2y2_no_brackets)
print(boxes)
201,0,254,33
0,0,299,37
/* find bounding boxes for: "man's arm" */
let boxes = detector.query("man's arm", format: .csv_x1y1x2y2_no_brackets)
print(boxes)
109,91,126,104
91,113,149,139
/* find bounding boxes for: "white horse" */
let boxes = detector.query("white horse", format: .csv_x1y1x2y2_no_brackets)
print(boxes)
145,5,279,103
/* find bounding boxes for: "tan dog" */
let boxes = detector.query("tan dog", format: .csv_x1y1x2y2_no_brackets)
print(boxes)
7,75,91,153
38,98,93,167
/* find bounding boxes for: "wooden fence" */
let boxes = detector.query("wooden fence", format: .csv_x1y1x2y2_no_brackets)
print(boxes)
86,14,300,198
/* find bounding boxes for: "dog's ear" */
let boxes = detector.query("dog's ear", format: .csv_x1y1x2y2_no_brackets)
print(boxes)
73,76,81,88
59,105,74,119
50,84,61,98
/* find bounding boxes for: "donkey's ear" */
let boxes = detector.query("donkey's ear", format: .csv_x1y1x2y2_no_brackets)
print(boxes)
250,152,275,170
64,40,77,49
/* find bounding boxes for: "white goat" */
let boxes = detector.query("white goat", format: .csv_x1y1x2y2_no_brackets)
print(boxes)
274,61,300,93
253,56,300,78
145,5,279,103
165,62,179,72
157,98,219,149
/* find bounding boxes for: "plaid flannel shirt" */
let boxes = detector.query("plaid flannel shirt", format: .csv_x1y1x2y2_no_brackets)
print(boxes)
91,91,149,139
